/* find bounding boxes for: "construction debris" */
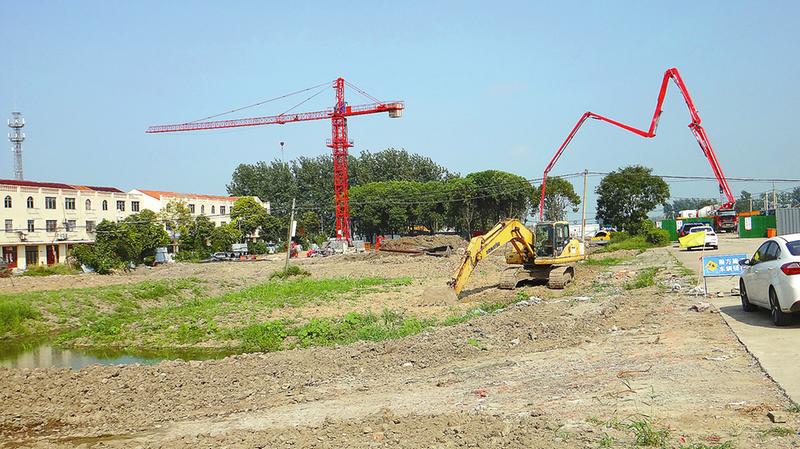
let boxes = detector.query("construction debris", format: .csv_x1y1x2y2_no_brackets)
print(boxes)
380,234,467,253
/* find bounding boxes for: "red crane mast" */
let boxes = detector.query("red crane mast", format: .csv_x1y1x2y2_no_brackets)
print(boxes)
147,78,404,241
538,67,734,220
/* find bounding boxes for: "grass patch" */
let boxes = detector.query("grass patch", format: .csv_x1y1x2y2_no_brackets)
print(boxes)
22,264,80,277
0,299,41,336
787,403,800,413
679,442,733,449
466,337,486,350
760,426,793,437
584,257,627,267
598,435,615,448
597,235,658,253
269,264,311,280
63,276,412,348
625,267,659,290
231,309,435,352
628,418,670,447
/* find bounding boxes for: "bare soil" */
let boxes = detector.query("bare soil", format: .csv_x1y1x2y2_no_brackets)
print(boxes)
1,248,799,448
380,234,467,252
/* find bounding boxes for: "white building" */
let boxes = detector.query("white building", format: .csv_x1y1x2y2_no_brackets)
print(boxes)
129,189,268,227
1,179,142,270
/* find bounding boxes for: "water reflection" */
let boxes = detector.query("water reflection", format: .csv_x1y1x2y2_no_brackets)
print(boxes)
0,339,233,369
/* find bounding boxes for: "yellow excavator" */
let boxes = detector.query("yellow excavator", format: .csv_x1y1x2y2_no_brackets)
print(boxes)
448,219,586,297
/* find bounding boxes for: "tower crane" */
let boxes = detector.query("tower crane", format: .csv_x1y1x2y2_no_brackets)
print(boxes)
538,67,736,230
147,78,404,241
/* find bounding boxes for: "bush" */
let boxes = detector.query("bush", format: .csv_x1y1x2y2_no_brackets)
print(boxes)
644,227,670,246
0,298,40,335
269,265,311,280
71,244,122,274
609,232,631,243
249,241,268,255
22,264,79,277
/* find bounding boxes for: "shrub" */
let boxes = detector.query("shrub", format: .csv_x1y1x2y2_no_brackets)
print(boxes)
71,244,122,274
22,264,79,277
644,227,670,246
609,232,631,243
0,298,40,335
249,241,268,255
269,265,311,280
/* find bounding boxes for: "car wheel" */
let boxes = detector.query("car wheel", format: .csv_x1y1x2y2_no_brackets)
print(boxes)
769,288,791,326
740,280,758,312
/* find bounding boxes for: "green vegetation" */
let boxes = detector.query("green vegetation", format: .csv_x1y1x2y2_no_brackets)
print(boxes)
598,435,615,448
679,442,733,449
625,267,659,290
269,264,311,280
760,426,793,437
22,264,80,277
466,337,486,350
787,403,800,413
596,165,670,234
584,257,627,266
0,298,41,336
628,418,670,446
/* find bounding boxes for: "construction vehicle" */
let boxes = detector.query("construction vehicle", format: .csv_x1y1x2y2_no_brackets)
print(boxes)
447,219,586,297
538,67,736,227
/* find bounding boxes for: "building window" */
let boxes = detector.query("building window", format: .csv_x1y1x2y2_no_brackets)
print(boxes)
221,221,227,226
27,196,34,208
86,221,95,232
27,220,35,232
65,220,76,232
116,200,125,211
102,200,108,211
131,201,140,212
4,196,11,208
211,205,215,214
45,197,56,209
4,219,12,232
26,246,39,266
189,204,195,214
65,197,76,210
46,220,57,232
85,199,92,210
200,205,205,215
220,205,226,215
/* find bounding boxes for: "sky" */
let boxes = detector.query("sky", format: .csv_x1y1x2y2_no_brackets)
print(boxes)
2,1,799,219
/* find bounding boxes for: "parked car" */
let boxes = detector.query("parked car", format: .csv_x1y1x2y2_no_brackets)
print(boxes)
684,226,718,250
738,234,800,326
678,222,707,238
590,230,611,245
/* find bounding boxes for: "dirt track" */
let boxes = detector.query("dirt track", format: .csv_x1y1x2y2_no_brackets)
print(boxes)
2,248,799,448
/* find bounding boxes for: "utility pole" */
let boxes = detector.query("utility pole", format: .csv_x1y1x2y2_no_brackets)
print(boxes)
285,198,296,270
581,169,588,241
773,182,778,210
279,141,285,162
749,197,752,212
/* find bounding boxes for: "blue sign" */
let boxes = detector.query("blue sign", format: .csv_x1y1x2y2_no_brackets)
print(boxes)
702,253,748,277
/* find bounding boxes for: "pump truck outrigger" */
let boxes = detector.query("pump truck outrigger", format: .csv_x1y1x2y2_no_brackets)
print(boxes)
446,219,586,298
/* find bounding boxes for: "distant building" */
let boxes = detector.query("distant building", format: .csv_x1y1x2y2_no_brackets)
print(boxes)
0,179,142,270
129,189,269,227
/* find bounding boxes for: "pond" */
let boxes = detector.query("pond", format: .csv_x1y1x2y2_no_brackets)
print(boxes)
0,338,233,370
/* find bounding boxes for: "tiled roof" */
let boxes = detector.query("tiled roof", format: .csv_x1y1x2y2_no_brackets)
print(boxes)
0,179,124,193
136,189,239,201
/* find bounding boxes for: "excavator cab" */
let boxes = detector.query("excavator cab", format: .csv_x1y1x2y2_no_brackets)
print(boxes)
534,222,571,258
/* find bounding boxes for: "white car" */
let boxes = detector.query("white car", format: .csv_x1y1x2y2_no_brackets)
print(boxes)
739,234,800,326
688,226,718,250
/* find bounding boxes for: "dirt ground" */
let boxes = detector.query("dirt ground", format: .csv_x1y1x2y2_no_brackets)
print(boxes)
2,247,799,448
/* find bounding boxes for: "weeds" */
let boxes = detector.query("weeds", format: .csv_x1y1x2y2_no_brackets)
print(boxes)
787,403,800,413
584,257,627,267
625,267,659,290
269,265,311,280
22,264,80,277
598,435,615,447
679,442,733,449
760,426,793,437
466,337,486,350
628,417,669,447
0,299,41,336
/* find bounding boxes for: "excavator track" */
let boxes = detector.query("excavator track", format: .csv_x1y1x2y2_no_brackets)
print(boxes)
499,265,552,290
547,265,574,289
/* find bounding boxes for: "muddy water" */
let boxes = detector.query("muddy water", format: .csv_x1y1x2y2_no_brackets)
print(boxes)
0,339,232,369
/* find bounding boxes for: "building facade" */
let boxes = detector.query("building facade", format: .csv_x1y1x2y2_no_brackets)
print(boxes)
129,189,269,227
0,179,142,270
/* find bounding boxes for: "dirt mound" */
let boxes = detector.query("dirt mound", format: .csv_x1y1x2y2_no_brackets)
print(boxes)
381,234,467,252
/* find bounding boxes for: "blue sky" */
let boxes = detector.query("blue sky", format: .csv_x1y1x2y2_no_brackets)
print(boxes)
2,1,798,217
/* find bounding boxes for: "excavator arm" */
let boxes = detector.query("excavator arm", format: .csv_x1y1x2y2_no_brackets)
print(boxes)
448,219,535,296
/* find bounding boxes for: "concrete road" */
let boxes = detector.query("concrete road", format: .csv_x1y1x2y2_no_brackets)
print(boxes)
666,234,800,403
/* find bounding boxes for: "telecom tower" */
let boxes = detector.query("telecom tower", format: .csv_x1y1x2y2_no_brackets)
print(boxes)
8,112,25,180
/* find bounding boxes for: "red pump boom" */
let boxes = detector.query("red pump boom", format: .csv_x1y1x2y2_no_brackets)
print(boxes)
538,67,734,219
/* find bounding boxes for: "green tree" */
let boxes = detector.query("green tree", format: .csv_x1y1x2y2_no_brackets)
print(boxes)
180,215,215,256
298,211,321,236
466,170,533,230
595,165,670,233
533,177,581,222
158,199,193,240
231,197,270,239
210,223,243,252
